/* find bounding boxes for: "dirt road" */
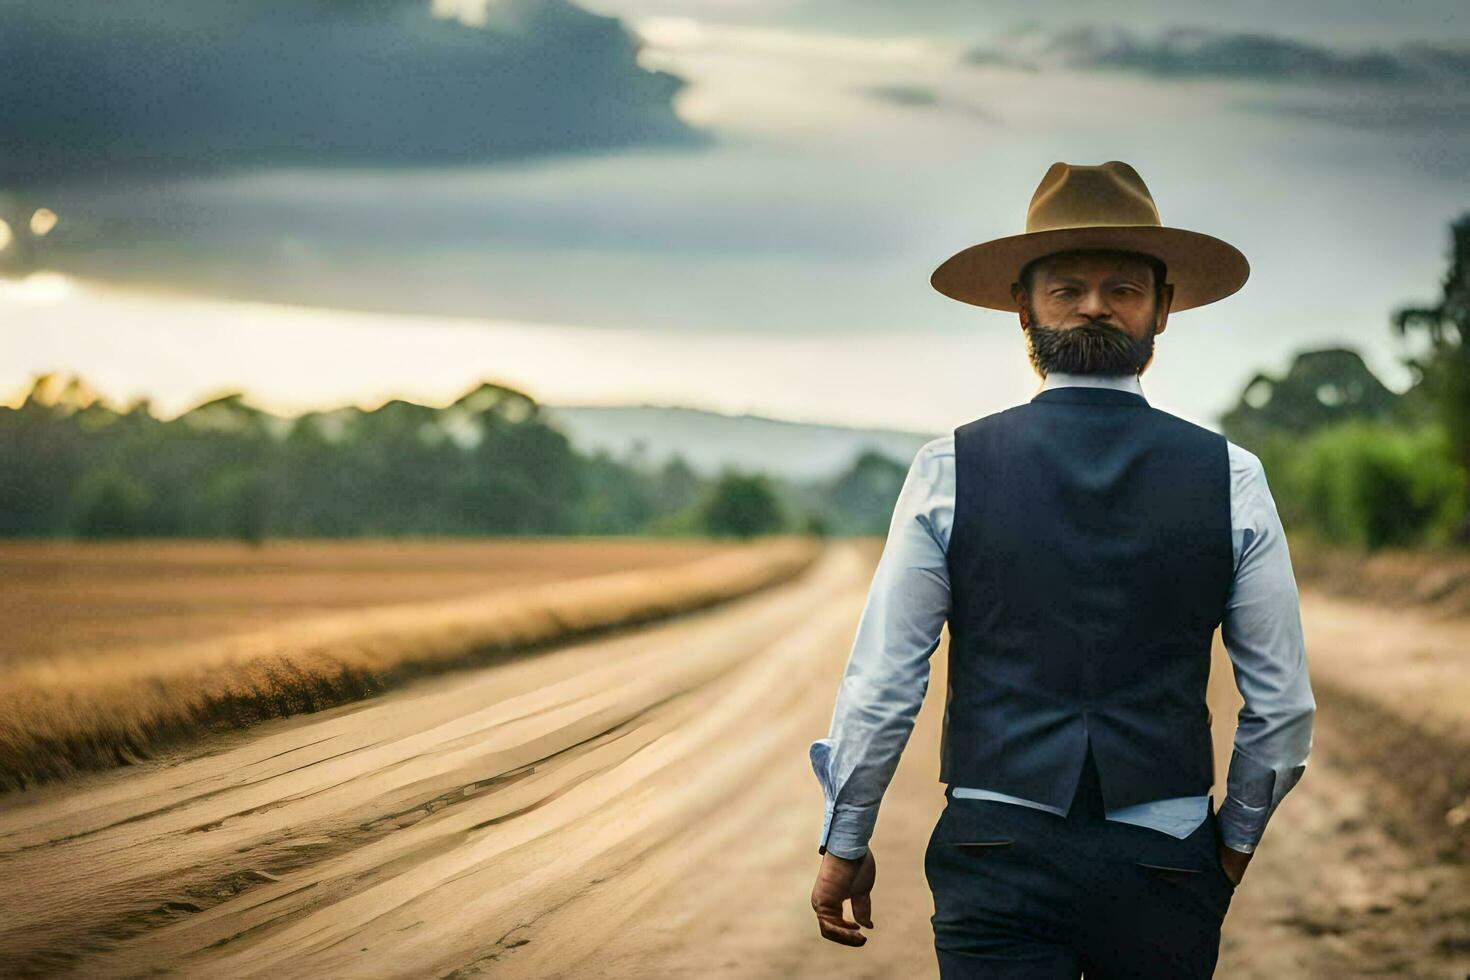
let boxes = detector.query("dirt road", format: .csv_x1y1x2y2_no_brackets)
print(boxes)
0,542,1464,977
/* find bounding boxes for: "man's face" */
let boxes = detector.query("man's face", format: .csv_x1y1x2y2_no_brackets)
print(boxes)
1010,250,1173,378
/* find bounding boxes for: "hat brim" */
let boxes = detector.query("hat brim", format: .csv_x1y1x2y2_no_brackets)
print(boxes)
930,225,1249,314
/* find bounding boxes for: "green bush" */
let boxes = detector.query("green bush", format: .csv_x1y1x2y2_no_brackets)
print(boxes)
1290,421,1465,550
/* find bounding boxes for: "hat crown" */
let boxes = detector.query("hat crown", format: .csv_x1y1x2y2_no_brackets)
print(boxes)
1026,161,1161,234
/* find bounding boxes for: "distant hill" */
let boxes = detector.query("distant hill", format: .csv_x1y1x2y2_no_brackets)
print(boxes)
542,403,938,481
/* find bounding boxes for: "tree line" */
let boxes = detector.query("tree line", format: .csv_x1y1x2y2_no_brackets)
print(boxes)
0,377,908,541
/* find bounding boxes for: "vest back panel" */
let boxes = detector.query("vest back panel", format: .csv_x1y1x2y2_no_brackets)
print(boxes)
940,385,1234,811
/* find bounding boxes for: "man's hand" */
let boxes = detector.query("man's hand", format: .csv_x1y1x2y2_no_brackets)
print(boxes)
1219,842,1252,886
811,849,877,946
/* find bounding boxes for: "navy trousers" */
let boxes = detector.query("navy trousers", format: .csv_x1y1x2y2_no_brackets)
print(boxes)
925,744,1236,978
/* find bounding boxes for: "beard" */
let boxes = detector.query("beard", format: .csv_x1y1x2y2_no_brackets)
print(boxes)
1024,310,1156,378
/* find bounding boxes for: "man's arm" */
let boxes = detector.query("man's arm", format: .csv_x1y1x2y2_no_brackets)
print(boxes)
809,438,952,946
810,437,952,859
1217,446,1317,856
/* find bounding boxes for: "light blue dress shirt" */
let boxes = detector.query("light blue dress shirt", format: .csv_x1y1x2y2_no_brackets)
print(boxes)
811,370,1316,860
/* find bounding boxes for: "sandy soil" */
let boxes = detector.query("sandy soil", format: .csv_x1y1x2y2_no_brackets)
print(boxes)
0,541,1464,977
1295,585,1470,747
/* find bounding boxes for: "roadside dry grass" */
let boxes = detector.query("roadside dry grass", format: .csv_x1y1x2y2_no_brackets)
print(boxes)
0,536,820,792
1290,533,1470,618
0,537,734,666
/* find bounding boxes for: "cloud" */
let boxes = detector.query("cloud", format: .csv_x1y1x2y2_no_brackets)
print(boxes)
963,24,1470,87
960,24,1470,142
1249,96,1470,132
861,84,940,107
635,17,945,65
0,0,705,189
856,83,1001,122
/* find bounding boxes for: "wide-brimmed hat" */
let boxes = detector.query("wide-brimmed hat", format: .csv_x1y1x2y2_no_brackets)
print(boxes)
930,160,1249,313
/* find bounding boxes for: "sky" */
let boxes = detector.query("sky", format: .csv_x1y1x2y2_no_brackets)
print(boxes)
3,0,1468,435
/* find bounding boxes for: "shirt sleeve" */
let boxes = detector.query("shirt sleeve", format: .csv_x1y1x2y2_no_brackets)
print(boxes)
810,437,953,859
1216,446,1317,853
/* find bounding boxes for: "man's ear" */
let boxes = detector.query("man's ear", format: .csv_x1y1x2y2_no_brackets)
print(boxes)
1154,283,1174,336
1011,283,1028,329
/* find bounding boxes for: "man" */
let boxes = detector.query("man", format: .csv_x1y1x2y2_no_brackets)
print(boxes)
808,161,1316,978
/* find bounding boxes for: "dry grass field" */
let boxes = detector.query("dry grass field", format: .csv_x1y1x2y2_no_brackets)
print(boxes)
0,536,820,791
0,537,738,667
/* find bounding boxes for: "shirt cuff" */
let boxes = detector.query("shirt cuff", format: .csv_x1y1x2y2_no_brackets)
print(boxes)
811,738,880,858
1217,746,1307,851
820,801,875,860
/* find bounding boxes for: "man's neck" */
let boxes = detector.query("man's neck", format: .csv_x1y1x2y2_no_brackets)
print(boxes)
1039,371,1144,396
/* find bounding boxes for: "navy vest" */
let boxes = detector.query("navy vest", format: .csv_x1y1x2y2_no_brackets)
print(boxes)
939,384,1234,811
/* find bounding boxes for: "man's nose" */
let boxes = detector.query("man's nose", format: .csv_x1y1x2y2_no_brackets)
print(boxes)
1076,287,1110,319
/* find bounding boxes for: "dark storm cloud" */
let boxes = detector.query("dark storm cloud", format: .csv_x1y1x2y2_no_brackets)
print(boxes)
0,0,703,189
964,25,1470,87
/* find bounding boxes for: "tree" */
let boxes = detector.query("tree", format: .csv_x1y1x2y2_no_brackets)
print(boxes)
825,449,908,535
652,454,702,516
1220,347,1402,452
68,467,153,538
1391,212,1470,542
700,471,785,539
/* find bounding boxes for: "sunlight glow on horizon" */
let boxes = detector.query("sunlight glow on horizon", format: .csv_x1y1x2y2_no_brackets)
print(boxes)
1,273,1001,433
0,271,75,306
